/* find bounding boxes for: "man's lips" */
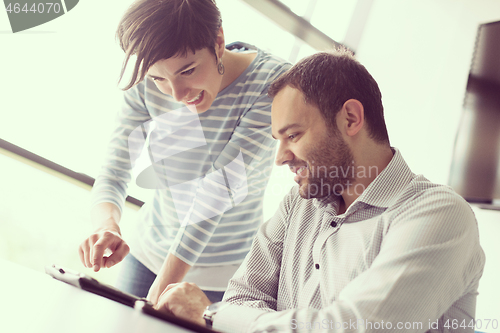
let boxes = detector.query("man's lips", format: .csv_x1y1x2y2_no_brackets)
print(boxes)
291,165,308,182
290,165,307,174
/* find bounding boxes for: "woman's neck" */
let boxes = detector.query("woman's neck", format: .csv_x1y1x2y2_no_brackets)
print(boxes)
218,49,257,92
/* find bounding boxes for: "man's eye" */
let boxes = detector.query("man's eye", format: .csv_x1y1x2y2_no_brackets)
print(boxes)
288,134,296,140
181,68,195,76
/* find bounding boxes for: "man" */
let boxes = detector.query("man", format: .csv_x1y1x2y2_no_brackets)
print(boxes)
154,49,485,333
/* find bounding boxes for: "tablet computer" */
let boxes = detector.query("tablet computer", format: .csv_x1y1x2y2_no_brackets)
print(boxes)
45,264,216,333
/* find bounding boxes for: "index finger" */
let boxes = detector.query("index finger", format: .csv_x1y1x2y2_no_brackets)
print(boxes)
103,241,130,268
91,237,114,271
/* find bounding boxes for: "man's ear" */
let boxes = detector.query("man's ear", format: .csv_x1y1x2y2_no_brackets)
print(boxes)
341,99,364,137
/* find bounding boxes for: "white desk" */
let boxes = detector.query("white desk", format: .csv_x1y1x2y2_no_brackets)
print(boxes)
0,259,199,333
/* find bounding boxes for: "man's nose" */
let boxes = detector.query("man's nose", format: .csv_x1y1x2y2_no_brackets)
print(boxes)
275,142,293,166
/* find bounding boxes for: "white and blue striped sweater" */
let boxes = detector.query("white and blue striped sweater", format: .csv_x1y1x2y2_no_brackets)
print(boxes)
91,48,290,288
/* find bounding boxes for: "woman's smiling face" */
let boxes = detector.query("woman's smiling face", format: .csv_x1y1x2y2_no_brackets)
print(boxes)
147,47,223,113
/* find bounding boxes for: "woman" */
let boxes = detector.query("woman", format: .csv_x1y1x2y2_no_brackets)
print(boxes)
78,0,290,304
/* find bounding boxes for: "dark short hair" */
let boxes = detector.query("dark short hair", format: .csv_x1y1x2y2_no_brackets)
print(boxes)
268,48,390,144
116,0,222,90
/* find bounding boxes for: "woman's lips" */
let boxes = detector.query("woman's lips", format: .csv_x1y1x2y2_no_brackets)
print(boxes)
186,90,204,105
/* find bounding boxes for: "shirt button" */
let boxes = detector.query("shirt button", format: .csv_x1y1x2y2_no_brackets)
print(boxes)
315,263,320,269
331,221,337,227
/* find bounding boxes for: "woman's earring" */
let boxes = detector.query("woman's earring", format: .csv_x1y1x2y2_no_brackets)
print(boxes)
217,61,225,75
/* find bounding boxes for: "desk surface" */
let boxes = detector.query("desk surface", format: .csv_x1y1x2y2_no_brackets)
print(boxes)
0,259,197,333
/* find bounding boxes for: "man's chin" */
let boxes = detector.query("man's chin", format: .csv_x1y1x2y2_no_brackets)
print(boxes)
298,182,330,199
298,189,311,199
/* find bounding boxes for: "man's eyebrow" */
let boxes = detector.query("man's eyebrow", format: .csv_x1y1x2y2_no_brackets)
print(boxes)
272,123,302,139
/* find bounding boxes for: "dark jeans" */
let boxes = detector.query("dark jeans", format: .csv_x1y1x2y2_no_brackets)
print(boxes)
115,254,225,303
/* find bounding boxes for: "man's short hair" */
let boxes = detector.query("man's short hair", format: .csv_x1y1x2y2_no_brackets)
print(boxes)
116,0,222,90
268,48,390,144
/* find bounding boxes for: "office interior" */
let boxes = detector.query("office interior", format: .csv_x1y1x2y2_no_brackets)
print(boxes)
1,0,499,329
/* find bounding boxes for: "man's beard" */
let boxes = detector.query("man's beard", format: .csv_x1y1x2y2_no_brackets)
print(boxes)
296,130,355,199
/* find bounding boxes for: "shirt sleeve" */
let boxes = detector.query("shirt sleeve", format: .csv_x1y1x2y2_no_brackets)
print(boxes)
214,187,485,333
91,83,151,212
169,87,280,266
213,188,294,332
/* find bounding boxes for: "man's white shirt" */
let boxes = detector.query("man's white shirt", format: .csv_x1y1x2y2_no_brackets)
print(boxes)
215,148,485,333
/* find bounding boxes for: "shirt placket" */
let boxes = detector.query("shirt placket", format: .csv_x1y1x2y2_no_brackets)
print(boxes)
300,209,343,308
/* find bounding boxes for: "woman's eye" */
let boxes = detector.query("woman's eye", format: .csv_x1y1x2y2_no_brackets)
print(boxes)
181,68,195,76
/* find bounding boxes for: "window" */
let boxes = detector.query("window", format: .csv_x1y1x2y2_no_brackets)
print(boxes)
1,0,359,203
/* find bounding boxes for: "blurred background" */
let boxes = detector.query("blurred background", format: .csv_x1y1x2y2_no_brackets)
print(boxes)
1,0,499,326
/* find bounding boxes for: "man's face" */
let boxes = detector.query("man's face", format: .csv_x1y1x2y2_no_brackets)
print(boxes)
271,86,355,199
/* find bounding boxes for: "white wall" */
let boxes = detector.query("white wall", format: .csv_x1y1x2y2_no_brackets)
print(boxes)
355,0,500,184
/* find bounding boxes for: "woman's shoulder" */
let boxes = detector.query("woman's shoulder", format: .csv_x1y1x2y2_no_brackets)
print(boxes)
255,48,291,71
237,48,290,89
227,42,290,70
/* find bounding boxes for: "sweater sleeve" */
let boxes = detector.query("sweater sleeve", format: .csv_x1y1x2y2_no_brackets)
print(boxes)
90,82,151,212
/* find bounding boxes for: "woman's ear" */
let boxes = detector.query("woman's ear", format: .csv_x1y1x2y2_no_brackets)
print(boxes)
216,26,225,58
341,99,364,137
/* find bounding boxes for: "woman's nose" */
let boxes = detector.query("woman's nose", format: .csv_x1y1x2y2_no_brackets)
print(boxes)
170,82,189,102
159,80,188,102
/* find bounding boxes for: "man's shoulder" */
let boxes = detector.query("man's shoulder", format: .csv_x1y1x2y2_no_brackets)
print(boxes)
403,175,468,206
390,175,476,227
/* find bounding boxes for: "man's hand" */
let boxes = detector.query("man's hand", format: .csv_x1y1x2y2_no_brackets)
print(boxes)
147,253,192,305
154,282,212,326
147,277,165,306
78,222,130,272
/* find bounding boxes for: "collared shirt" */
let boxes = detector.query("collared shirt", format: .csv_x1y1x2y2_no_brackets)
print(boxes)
214,148,485,332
